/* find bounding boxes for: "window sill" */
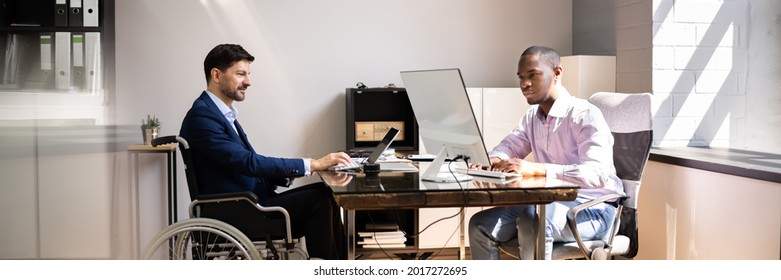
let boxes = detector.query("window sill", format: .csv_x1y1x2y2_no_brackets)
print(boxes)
649,147,781,184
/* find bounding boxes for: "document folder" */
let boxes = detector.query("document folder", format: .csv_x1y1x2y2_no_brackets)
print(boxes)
68,0,83,27
83,0,99,27
55,0,69,27
71,33,85,89
55,32,72,90
20,33,55,89
41,34,53,73
84,32,101,91
1,34,20,88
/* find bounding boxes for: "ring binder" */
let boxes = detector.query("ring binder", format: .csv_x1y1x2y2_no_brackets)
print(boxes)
84,32,100,92
54,32,71,90
83,0,99,27
55,0,69,27
68,0,83,27
72,33,85,89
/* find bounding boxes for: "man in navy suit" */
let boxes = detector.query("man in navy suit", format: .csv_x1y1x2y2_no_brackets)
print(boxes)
180,44,350,259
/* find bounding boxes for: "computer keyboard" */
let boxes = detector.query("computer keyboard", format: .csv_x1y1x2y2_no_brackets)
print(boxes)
456,168,521,179
329,160,362,171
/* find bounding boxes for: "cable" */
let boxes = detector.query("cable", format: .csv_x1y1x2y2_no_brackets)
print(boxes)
364,154,473,259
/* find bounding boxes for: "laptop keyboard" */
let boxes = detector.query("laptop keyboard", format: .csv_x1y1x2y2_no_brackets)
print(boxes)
329,160,362,171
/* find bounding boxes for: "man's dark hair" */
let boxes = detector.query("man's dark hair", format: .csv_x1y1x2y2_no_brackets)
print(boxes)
203,44,255,83
520,46,560,70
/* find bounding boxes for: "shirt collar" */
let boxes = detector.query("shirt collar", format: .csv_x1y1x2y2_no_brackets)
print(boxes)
547,87,573,118
205,90,238,121
537,86,573,121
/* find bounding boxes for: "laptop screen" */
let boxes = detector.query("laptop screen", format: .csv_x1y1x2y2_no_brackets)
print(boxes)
366,127,400,164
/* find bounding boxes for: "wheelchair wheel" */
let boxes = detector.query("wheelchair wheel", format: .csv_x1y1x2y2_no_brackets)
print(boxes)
143,218,261,260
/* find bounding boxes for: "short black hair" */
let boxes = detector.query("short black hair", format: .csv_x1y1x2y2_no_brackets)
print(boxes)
520,46,560,70
203,44,255,83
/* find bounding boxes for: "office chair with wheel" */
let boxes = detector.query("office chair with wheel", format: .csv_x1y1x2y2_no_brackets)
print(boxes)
143,135,309,260
551,92,653,260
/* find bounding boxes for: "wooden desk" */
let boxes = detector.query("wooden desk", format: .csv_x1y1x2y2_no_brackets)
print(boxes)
319,170,579,260
127,143,178,259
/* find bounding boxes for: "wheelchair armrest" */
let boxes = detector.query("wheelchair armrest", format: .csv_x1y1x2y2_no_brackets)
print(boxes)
151,135,189,149
190,191,296,246
195,191,259,203
565,193,627,259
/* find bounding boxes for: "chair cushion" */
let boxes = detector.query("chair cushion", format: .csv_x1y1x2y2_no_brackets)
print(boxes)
552,235,630,260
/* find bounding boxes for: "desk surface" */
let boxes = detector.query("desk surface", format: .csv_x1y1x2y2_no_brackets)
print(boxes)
319,171,579,210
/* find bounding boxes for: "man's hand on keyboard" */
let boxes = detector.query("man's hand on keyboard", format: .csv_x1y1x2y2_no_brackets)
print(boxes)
468,157,503,171
311,152,352,171
492,158,547,177
489,159,521,174
468,157,513,173
468,163,487,170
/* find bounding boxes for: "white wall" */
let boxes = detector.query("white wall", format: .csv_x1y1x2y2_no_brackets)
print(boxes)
112,0,572,259
573,0,781,154
651,0,748,149
115,0,571,158
638,161,781,260
744,0,781,153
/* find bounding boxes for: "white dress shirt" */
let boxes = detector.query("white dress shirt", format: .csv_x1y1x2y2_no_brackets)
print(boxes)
489,88,624,198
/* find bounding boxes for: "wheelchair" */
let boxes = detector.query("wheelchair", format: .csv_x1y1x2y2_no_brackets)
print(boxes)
142,136,309,260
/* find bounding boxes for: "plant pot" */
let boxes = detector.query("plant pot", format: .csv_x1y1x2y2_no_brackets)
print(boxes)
143,127,159,146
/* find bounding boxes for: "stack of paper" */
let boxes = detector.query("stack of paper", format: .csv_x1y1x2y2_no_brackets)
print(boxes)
358,222,407,249
357,230,407,249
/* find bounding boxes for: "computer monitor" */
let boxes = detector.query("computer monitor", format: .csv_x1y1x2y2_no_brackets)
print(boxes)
400,68,490,182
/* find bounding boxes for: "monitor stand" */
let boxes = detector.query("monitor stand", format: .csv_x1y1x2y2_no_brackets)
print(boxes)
421,146,473,183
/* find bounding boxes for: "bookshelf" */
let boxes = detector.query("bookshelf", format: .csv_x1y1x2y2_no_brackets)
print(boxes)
0,0,118,259
345,87,419,153
0,0,114,123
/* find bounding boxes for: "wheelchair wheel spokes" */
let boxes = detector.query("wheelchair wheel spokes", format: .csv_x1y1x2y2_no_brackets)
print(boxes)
143,218,261,260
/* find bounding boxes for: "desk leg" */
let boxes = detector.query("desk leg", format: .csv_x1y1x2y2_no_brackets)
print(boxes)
166,150,177,225
535,204,546,260
130,153,141,259
165,151,176,260
172,151,177,222
459,209,466,260
347,209,356,260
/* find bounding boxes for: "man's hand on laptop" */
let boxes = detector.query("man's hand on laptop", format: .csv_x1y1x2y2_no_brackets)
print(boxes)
311,152,352,171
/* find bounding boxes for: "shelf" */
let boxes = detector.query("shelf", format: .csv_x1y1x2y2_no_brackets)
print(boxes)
346,87,419,151
0,26,103,33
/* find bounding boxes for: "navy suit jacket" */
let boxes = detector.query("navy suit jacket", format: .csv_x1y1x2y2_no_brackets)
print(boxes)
180,92,306,205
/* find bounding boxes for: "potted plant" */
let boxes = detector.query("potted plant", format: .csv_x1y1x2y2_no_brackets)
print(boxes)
141,114,161,145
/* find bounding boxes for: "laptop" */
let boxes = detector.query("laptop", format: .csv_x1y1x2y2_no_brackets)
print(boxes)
330,128,400,171
367,127,400,164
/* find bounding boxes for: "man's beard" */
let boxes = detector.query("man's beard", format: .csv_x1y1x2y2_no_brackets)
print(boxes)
224,86,247,102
